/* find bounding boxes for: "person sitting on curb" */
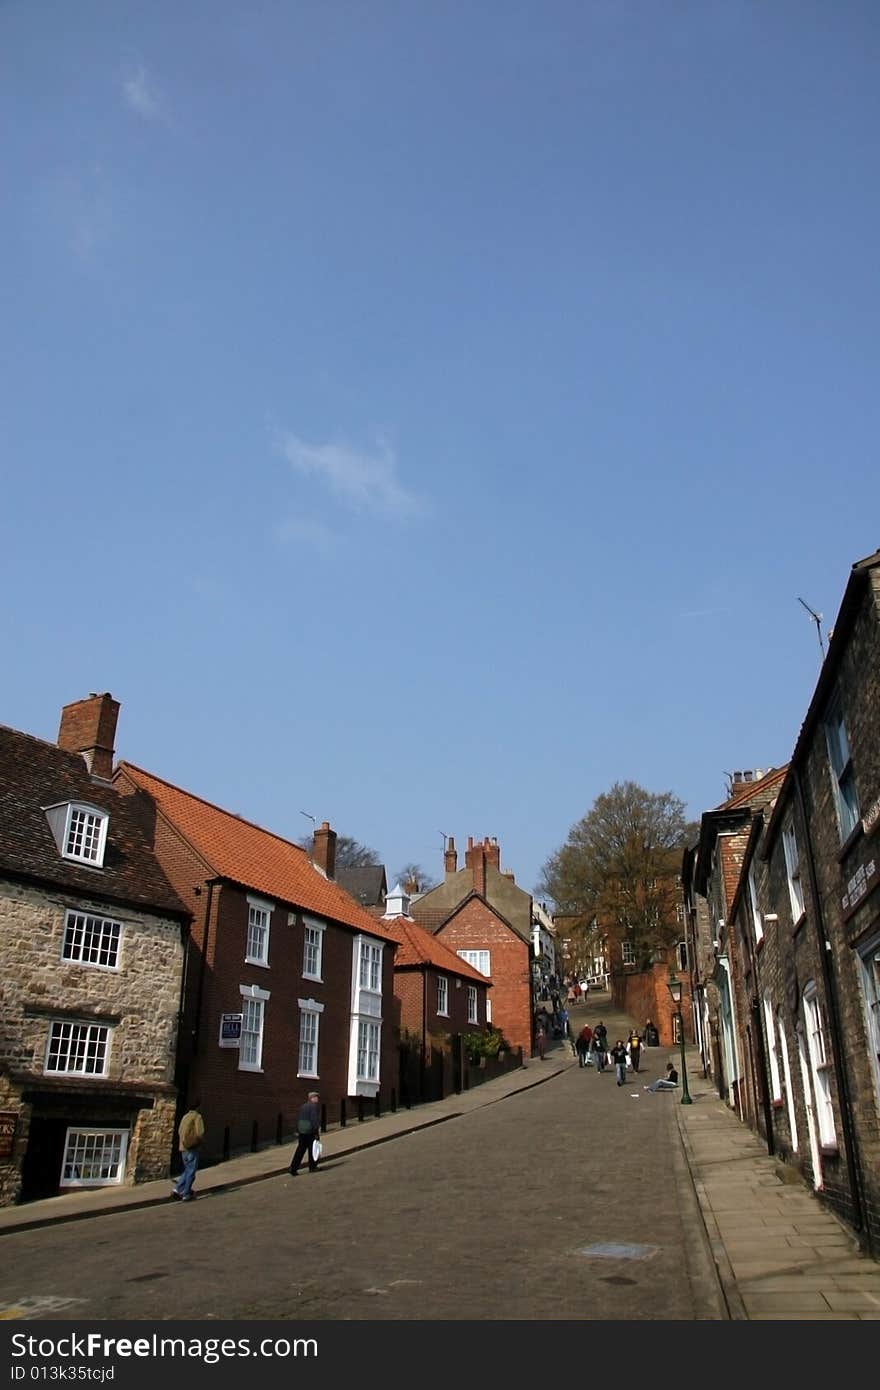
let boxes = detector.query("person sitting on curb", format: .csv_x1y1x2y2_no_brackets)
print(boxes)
644,1063,679,1092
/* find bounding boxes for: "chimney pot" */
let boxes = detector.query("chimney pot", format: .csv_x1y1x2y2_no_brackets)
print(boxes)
444,835,458,878
312,822,337,880
58,693,120,781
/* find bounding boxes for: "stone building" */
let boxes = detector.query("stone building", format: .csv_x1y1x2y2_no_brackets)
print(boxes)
0,696,189,1204
740,549,880,1250
685,548,880,1253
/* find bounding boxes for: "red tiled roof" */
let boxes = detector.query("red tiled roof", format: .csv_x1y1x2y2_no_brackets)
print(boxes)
381,915,491,983
117,762,397,944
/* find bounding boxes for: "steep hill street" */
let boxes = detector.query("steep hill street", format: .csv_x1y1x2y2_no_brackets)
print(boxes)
1,992,877,1322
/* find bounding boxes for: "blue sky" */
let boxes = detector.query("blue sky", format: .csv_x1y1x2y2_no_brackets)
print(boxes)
2,1,878,897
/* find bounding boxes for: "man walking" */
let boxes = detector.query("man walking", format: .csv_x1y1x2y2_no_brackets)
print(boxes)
288,1091,322,1175
172,1099,204,1202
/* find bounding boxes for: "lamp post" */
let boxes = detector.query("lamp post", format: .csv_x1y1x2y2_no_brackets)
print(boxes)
667,972,693,1105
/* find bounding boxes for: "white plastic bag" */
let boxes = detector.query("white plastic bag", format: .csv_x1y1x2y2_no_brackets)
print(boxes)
312,1138,323,1162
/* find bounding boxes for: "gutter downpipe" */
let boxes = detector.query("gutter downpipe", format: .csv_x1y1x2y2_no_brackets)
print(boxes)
192,877,221,1060
793,765,866,1240
750,988,776,1157
421,967,428,1102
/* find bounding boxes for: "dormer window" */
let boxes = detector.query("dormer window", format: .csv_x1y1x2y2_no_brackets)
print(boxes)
45,802,109,868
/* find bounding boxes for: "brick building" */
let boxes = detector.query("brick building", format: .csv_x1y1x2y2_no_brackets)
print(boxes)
410,836,534,1056
114,765,399,1166
0,697,189,1204
382,883,490,1102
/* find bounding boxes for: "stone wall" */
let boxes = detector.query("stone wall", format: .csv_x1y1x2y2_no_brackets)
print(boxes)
0,877,183,1203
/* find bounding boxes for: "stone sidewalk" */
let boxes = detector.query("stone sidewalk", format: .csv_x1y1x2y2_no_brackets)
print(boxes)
2,996,879,1320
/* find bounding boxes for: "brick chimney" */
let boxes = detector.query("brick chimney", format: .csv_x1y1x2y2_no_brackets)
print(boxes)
444,835,458,878
465,835,488,896
57,693,120,781
312,822,337,880
486,836,501,871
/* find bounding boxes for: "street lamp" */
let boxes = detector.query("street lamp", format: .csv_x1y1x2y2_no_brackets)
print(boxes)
667,972,693,1105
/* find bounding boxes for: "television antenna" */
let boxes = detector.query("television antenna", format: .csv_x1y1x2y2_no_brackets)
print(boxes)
797,597,825,659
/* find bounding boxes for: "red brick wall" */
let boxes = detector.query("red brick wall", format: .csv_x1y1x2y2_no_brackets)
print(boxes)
396,967,487,1042
395,969,424,1039
114,775,397,1161
612,961,691,1048
435,901,531,1054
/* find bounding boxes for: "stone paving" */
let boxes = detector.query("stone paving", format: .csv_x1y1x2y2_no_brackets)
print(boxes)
2,990,879,1320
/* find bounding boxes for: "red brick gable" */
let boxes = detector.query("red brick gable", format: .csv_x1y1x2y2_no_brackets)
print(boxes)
383,915,490,983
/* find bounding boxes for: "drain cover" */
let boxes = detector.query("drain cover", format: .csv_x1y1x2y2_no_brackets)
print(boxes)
576,1243,658,1261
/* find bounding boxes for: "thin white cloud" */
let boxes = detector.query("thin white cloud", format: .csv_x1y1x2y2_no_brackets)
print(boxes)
276,431,427,520
40,169,114,262
121,65,167,122
275,517,337,553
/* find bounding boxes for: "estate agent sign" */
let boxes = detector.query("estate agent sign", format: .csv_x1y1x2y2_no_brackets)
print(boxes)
218,1013,242,1048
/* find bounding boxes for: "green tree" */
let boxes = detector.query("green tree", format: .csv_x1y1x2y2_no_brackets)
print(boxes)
539,781,695,968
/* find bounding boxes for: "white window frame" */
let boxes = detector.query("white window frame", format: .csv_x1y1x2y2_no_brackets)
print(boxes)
302,915,325,981
238,983,270,1071
359,940,383,993
62,804,109,867
245,895,273,967
747,864,764,944
763,993,782,1101
621,941,635,967
297,998,324,1078
437,975,448,1017
777,1009,798,1153
356,1019,380,1083
61,910,122,971
782,818,805,923
467,985,478,1024
456,949,490,977
803,986,836,1148
45,1021,111,1076
825,696,860,842
60,1127,129,1187
857,937,880,1114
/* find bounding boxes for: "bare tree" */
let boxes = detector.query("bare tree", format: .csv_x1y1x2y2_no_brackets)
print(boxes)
539,781,695,968
299,835,381,870
394,861,437,893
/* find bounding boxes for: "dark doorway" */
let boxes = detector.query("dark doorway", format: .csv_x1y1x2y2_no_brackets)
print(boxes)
19,1117,69,1201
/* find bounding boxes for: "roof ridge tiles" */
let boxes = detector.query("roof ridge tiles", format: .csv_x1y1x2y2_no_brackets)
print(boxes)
117,761,312,858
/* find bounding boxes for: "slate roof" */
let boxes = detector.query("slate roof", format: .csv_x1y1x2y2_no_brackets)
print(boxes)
382,914,491,984
336,864,387,908
0,725,188,919
117,762,398,944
